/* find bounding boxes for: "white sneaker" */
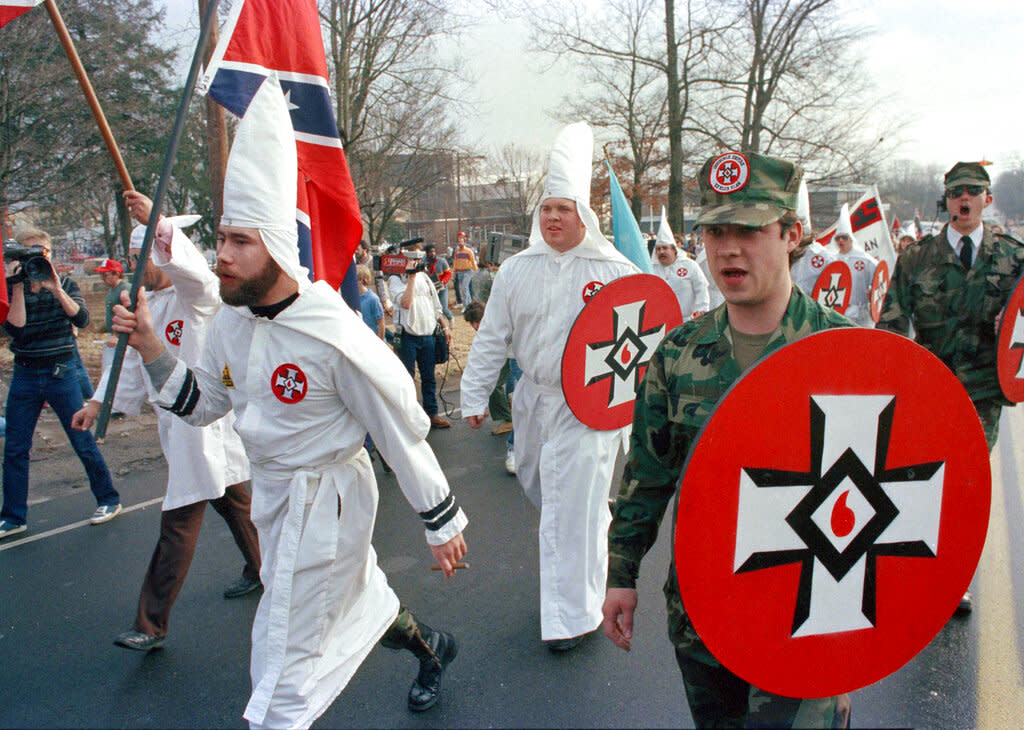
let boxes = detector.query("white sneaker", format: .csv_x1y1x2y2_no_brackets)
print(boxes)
504,447,516,475
89,503,122,525
0,519,27,539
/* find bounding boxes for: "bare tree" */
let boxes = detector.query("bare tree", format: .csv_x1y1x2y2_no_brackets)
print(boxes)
488,143,545,234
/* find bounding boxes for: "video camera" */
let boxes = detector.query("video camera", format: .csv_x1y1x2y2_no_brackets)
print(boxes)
4,243,53,283
374,237,426,275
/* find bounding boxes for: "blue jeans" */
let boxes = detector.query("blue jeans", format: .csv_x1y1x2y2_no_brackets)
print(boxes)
73,348,94,400
506,359,522,448
397,332,438,418
455,271,473,307
2,362,119,526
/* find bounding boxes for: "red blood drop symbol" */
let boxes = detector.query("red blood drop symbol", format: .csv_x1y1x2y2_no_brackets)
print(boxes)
831,490,855,538
620,345,632,365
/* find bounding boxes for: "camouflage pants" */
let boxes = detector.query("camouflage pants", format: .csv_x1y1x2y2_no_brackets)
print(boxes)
975,399,1002,452
669,607,850,729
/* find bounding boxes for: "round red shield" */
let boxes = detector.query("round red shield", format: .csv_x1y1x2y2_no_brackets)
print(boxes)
997,272,1024,402
165,319,183,346
674,329,990,698
270,363,308,404
869,260,890,324
811,260,853,314
562,274,682,430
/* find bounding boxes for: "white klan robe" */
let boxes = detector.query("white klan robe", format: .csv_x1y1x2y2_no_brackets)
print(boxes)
837,248,878,327
152,283,466,728
461,122,637,640
695,247,725,310
791,241,837,298
650,208,710,320
158,72,466,729
93,223,248,509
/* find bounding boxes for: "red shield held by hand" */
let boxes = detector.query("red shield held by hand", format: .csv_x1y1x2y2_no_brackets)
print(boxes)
562,274,682,430
674,329,990,698
811,260,853,314
869,260,890,323
997,273,1024,402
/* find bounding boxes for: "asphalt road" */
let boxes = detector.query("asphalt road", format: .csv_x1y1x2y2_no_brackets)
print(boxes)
3,401,1024,728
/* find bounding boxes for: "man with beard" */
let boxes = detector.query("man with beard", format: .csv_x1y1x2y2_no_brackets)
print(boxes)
878,161,1024,615
74,191,260,652
109,75,467,728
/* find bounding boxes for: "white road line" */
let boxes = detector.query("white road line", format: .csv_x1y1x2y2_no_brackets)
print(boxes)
0,496,164,553
977,408,1024,728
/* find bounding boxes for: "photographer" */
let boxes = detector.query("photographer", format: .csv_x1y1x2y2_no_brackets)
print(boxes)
388,240,452,429
1,229,120,539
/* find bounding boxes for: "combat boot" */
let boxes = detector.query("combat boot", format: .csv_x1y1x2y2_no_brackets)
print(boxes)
406,623,458,712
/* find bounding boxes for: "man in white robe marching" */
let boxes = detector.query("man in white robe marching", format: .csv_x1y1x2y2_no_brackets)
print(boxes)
789,179,837,295
650,207,710,321
461,122,637,652
831,203,878,327
74,192,259,651
108,74,467,729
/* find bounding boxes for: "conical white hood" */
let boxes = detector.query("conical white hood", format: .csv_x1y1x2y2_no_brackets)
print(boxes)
221,72,307,287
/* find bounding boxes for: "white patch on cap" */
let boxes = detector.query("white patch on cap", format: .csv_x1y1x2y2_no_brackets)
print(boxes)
708,152,750,195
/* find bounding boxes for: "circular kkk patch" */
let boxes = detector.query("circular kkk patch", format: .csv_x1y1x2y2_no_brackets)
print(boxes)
854,259,866,272
708,152,750,195
674,329,990,698
165,319,184,347
581,280,604,303
869,260,890,324
562,274,682,430
997,272,1024,402
811,260,853,314
676,266,689,278
811,254,826,269
270,363,308,404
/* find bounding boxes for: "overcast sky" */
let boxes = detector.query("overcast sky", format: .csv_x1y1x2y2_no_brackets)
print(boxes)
157,0,1024,179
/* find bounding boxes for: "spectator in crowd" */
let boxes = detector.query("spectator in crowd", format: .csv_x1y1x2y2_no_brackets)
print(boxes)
452,232,477,308
95,258,128,374
389,241,453,429
423,244,454,322
357,264,385,339
1,228,121,539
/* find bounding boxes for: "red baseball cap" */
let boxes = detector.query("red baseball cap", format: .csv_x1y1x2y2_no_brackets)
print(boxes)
95,259,123,274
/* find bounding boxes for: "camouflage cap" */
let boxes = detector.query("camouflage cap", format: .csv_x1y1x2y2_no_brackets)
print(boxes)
695,152,803,227
944,161,990,189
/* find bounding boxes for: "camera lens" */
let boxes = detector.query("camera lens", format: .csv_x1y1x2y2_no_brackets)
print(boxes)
24,255,52,282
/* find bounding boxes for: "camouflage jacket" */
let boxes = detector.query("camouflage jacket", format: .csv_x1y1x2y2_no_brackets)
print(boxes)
607,289,850,631
877,225,1024,405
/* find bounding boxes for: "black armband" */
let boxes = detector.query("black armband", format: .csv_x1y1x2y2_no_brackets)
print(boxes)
419,494,459,532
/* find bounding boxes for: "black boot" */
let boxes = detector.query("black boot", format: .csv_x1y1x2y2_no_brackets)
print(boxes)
406,624,458,712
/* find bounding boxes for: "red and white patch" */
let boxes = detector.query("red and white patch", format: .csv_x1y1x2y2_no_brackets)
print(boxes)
869,260,890,324
582,280,604,303
676,266,689,278
811,254,825,269
708,152,750,195
997,273,1024,402
563,275,682,430
165,320,184,347
854,259,866,272
271,363,308,404
811,261,853,314
676,329,990,697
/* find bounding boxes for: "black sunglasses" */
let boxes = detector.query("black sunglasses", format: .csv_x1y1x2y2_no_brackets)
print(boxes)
946,185,986,198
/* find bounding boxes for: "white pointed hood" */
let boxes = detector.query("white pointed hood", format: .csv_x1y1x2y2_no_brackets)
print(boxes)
525,122,631,264
221,72,308,288
651,206,680,265
796,178,812,233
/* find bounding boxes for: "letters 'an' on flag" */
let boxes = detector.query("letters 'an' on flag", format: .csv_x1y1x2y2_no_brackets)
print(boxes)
815,185,897,269
0,0,41,29
199,0,362,305
605,161,652,274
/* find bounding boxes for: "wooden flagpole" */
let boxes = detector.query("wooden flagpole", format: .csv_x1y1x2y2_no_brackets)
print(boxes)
42,0,134,192
93,0,222,439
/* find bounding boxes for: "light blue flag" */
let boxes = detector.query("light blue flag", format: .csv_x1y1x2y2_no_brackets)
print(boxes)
605,161,652,273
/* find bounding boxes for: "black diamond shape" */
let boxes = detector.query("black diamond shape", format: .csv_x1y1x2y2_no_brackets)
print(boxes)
603,328,647,381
